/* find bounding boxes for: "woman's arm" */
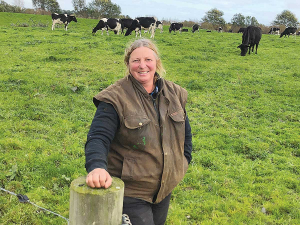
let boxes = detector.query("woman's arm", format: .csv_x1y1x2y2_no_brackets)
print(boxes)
85,101,119,188
184,115,193,164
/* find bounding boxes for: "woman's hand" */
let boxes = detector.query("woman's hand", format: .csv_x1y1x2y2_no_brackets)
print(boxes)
86,168,112,189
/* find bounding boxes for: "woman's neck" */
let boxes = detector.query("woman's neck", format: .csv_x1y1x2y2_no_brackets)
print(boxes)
143,83,155,93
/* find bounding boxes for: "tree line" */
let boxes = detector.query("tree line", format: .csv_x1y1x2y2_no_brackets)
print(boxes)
1,0,299,29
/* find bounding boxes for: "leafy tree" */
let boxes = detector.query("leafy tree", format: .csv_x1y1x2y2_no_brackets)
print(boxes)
32,0,60,12
87,0,121,19
231,13,245,27
250,17,259,26
244,16,259,26
45,0,60,12
72,0,87,17
245,16,251,26
202,8,226,27
0,0,24,12
273,10,299,27
72,0,85,13
32,0,46,10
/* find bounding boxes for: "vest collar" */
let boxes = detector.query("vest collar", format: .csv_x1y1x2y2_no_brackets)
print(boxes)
128,73,164,97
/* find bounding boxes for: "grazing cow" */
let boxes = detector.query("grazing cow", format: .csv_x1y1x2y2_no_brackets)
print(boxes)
182,29,188,32
120,18,133,34
238,27,246,33
51,13,77,31
125,17,157,38
237,26,262,56
192,24,199,33
280,27,297,38
218,27,223,33
169,23,183,33
156,21,163,33
228,29,233,33
268,27,280,35
92,18,122,35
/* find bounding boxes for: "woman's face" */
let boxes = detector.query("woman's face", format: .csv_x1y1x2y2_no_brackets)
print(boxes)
128,47,157,88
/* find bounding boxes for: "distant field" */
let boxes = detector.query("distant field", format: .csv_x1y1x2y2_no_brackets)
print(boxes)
0,12,300,224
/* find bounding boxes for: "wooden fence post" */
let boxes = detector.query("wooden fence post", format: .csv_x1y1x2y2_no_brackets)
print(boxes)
69,176,124,225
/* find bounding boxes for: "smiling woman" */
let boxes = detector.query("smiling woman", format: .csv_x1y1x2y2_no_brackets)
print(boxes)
84,38,193,224
127,47,157,92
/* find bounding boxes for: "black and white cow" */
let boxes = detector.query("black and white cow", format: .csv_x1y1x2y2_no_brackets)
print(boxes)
218,27,223,33
156,21,163,33
51,13,77,31
280,27,297,38
237,26,262,56
92,18,122,35
192,24,199,33
120,18,133,34
268,27,280,35
125,17,157,38
238,27,246,33
169,23,183,33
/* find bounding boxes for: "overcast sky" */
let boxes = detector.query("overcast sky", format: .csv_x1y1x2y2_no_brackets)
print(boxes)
5,0,300,26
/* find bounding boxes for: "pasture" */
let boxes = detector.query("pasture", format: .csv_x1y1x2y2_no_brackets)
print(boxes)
0,12,300,224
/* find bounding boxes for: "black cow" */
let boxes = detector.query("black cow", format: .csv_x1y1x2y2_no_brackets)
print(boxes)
238,28,246,33
120,18,133,34
169,23,183,33
156,21,163,33
280,27,297,38
125,17,157,38
51,13,77,31
268,27,280,35
192,24,199,33
92,18,122,35
218,27,223,33
237,26,262,56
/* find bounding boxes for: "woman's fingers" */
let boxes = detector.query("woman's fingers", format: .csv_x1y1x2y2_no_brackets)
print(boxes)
86,168,112,189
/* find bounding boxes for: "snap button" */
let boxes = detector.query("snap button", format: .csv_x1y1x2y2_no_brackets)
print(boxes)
139,122,142,126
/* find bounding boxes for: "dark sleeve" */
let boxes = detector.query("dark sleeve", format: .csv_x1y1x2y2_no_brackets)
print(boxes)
184,115,192,164
85,101,119,173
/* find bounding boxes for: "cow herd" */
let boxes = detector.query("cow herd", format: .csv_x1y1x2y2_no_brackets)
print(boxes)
51,13,298,57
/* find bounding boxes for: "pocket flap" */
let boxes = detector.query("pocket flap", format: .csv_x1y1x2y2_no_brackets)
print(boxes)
124,115,151,129
169,110,185,122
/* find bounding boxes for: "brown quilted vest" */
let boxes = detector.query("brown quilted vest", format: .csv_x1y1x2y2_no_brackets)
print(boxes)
94,75,188,203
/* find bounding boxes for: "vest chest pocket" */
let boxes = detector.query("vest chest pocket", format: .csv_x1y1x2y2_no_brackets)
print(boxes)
119,115,151,150
169,110,186,123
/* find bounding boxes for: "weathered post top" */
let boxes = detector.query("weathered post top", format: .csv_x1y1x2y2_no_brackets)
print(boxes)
69,176,124,225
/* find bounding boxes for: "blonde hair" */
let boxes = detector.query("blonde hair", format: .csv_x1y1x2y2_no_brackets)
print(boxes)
124,38,166,77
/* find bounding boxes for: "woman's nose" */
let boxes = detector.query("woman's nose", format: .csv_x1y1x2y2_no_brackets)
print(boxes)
139,60,146,68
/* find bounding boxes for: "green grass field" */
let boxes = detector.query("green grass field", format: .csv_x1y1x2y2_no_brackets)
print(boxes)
0,12,300,224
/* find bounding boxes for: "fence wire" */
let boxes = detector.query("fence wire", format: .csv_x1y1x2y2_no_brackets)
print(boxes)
1,187,132,225
0,187,69,224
